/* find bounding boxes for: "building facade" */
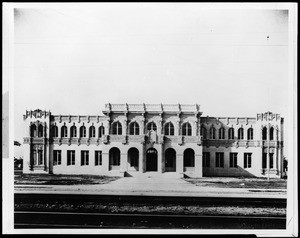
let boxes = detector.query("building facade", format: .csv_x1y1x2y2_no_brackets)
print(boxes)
22,103,284,178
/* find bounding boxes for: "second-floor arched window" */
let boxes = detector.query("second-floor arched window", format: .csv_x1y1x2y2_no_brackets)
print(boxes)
61,125,68,138
80,126,86,138
51,125,58,137
164,122,174,136
182,122,192,136
112,121,122,135
129,122,139,135
270,127,274,140
99,126,105,138
219,127,225,139
201,126,207,139
147,122,157,131
247,128,253,140
30,124,37,137
210,127,216,139
38,125,44,137
228,128,234,139
262,127,267,140
70,125,77,138
89,126,95,138
238,128,244,140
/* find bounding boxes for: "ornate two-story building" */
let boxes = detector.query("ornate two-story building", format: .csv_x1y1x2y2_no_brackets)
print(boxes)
22,103,284,178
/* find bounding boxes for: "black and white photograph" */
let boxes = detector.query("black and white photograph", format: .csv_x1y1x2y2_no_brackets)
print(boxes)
2,2,298,236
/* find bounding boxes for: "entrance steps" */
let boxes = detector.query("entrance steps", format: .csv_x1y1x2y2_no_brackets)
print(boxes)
124,171,183,179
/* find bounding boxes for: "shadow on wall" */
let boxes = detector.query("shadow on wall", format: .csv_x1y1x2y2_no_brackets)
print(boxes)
201,118,260,178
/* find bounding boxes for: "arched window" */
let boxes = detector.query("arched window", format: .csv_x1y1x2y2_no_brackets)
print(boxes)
51,126,58,137
147,122,157,131
270,127,274,140
112,121,122,135
201,126,207,139
219,127,225,139
210,127,216,139
182,122,192,136
238,128,244,140
61,126,68,138
80,126,86,138
129,122,139,135
89,126,95,138
262,127,267,140
228,128,234,139
30,124,37,137
70,125,77,138
164,122,174,136
184,148,195,167
109,147,120,169
247,128,253,140
38,125,43,137
98,126,105,138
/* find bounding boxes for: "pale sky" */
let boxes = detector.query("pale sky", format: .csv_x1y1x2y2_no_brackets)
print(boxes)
13,3,290,142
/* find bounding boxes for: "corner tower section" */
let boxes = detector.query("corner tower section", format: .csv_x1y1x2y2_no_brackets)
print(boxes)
23,109,51,174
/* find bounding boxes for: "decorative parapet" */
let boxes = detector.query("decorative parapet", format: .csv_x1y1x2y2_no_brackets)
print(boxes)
183,136,199,143
128,135,145,143
262,140,279,147
31,138,46,144
23,109,50,120
257,111,281,121
202,140,261,148
103,103,200,114
110,135,125,142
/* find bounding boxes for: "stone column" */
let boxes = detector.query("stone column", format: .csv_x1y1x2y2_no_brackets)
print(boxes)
140,119,145,135
123,120,127,135
175,120,180,136
102,152,109,173
157,120,162,136
195,153,203,177
157,146,162,173
104,120,110,135
139,147,144,173
48,143,53,174
120,152,127,172
176,153,184,175
274,147,278,173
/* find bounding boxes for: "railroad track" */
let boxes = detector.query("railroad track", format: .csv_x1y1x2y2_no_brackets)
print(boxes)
14,193,286,229
14,193,287,207
14,211,286,229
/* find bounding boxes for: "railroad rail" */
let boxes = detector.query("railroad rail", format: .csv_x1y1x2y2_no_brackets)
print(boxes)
15,211,286,229
14,193,287,207
14,193,286,229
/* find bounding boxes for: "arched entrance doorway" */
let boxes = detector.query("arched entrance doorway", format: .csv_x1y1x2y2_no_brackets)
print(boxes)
146,148,158,171
109,147,120,170
128,147,139,171
165,148,176,172
184,148,195,172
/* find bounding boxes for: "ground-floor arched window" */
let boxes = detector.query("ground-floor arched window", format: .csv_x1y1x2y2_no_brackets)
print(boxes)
109,147,120,170
183,148,195,171
128,147,139,170
165,148,176,172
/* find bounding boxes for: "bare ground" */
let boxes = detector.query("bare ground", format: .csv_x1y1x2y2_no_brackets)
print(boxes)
14,173,119,185
184,177,287,189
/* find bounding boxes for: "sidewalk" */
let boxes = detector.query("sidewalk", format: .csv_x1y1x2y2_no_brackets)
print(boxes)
14,176,287,199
